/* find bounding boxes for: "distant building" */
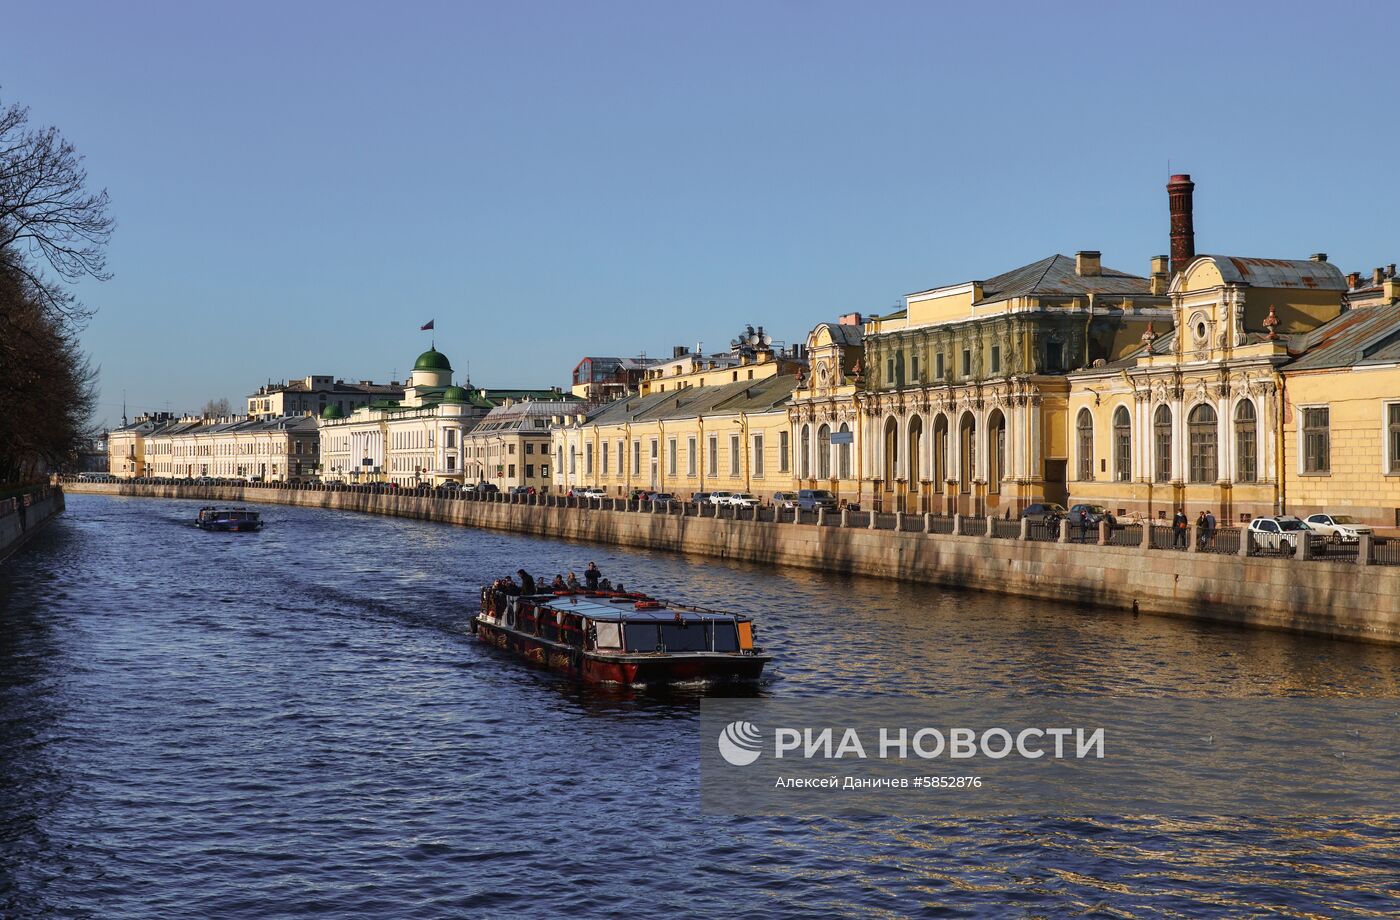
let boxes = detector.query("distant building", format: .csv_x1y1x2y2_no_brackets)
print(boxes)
463,399,578,492
570,356,659,402
247,375,404,419
318,346,575,486
638,326,806,396
107,412,179,478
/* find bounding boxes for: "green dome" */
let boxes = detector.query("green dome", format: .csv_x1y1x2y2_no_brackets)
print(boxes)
320,403,344,419
414,348,453,372
440,386,469,402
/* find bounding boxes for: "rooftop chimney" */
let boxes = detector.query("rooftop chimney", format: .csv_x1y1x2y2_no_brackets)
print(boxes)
672,345,688,358
1149,255,1170,295
1347,272,1362,290
838,312,863,326
1310,253,1328,262
1168,174,1196,276
1075,251,1102,277
1374,267,1386,287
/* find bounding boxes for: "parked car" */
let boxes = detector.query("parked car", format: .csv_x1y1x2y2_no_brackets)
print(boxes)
474,482,499,494
575,487,606,500
438,480,462,492
707,491,735,506
797,489,838,512
724,492,761,509
1068,503,1116,527
772,491,799,509
1248,516,1313,554
1021,502,1068,523
508,485,534,496
195,476,217,485
1304,513,1373,543
647,492,676,504
690,491,713,505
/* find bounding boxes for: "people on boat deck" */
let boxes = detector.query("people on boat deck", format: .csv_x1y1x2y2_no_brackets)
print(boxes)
566,572,581,590
614,582,625,594
584,562,601,590
517,570,536,595
551,574,567,590
599,578,612,592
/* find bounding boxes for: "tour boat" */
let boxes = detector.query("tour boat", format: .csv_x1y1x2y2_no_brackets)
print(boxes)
472,588,770,686
195,507,263,532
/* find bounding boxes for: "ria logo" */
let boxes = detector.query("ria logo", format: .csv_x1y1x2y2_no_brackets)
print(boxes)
717,720,763,766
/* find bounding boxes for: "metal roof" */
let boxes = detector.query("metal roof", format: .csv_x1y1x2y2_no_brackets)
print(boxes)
1285,306,1400,371
1196,255,1347,291
909,254,1154,305
581,374,796,426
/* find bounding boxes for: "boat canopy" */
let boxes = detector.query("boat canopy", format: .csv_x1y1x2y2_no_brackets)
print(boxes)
524,594,750,624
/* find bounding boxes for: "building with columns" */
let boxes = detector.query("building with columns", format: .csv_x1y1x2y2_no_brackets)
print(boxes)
856,250,1173,515
1066,254,1347,522
462,399,576,492
788,316,865,505
318,346,572,486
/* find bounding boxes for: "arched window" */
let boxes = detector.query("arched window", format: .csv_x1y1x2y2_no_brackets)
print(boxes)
800,425,811,480
908,416,923,484
883,417,899,482
817,424,831,479
1154,405,1173,482
1076,409,1094,481
1235,400,1257,483
932,415,947,493
1113,406,1131,482
837,422,851,480
1188,404,1217,483
988,410,1006,493
958,413,976,493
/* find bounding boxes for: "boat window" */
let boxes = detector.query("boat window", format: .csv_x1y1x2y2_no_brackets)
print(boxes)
624,623,660,651
659,623,709,652
711,622,739,652
592,622,622,649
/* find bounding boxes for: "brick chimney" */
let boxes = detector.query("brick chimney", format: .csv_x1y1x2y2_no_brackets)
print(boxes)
1168,174,1196,276
1075,251,1101,277
1374,267,1385,286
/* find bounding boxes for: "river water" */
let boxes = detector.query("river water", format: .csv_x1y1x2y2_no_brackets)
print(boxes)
2,493,1399,918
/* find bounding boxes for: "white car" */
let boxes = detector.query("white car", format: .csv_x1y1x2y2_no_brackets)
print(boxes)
707,491,735,506
772,491,799,509
575,487,606,500
724,492,761,509
1304,513,1373,544
1247,516,1313,554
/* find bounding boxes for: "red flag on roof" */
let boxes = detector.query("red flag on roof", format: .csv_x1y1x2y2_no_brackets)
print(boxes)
420,319,435,331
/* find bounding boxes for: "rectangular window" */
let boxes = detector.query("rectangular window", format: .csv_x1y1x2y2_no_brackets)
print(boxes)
910,354,920,382
617,441,624,475
668,439,677,476
1302,407,1330,474
961,349,971,377
886,357,895,385
708,436,718,477
525,464,534,478
1389,403,1400,474
602,442,609,474
991,345,1001,375
447,456,456,471
753,434,765,478
779,431,790,472
730,433,740,477
569,451,576,475
632,440,641,476
935,352,944,381
446,430,456,448
1046,342,1062,372
687,437,697,476
508,463,516,478
525,443,534,455
585,443,593,475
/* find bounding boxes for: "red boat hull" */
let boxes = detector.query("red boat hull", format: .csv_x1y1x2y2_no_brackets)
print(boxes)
473,618,767,685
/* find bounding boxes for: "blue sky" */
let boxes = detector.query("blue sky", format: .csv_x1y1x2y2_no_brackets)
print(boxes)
6,1,1397,427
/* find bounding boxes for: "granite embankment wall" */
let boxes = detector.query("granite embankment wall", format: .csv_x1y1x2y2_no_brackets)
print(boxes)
62,481,1400,645
0,485,65,562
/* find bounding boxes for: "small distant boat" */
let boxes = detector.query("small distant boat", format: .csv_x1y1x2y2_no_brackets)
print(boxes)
472,587,770,686
196,507,263,532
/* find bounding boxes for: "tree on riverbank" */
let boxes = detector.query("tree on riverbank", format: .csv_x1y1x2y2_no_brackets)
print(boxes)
0,95,111,483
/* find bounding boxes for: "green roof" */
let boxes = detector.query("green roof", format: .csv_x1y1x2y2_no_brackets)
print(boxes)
320,404,344,419
414,348,452,371
440,386,469,402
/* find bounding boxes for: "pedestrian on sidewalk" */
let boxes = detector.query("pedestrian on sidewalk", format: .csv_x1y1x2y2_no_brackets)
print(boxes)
1172,508,1189,548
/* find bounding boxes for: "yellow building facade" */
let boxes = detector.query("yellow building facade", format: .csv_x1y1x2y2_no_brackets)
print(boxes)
1067,254,1348,522
788,319,864,504
553,374,797,499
